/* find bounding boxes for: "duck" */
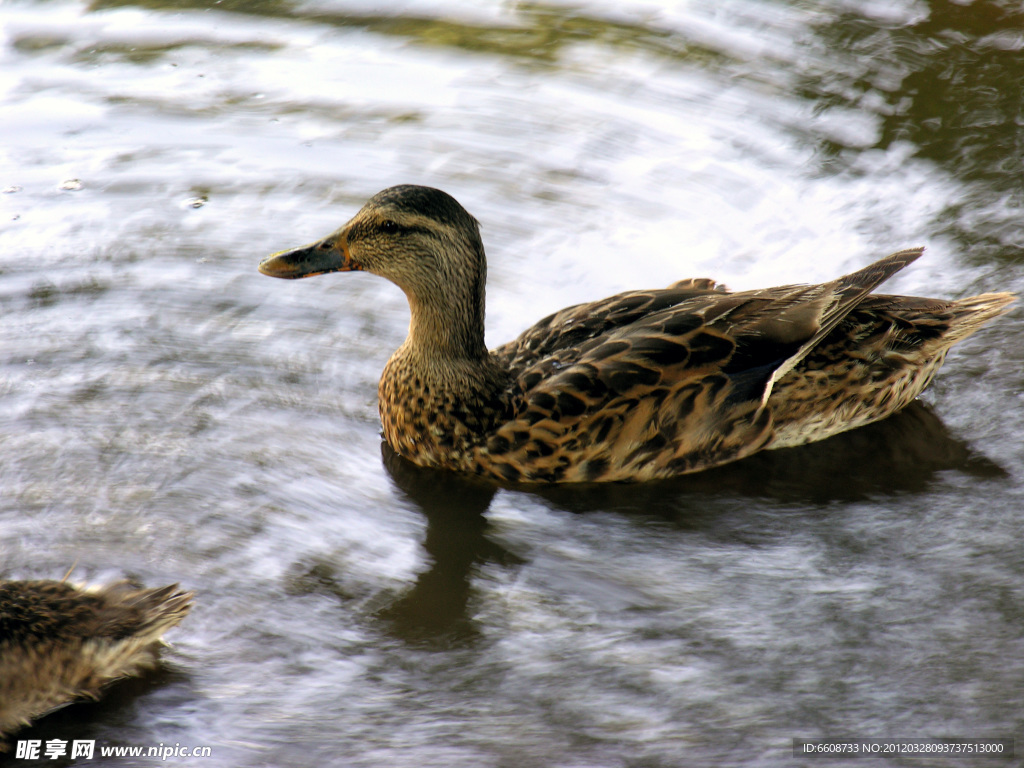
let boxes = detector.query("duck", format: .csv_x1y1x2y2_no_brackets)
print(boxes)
258,184,1015,483
0,579,193,742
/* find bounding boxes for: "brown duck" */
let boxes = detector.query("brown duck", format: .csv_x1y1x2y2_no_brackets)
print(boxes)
0,580,192,741
259,185,1014,483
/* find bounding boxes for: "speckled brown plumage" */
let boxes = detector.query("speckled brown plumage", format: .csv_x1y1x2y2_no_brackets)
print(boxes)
0,580,192,742
259,185,1015,483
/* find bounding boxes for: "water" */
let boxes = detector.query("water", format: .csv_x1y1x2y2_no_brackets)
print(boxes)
2,0,1023,765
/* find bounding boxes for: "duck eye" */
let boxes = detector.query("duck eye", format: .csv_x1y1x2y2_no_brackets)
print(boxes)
380,220,399,234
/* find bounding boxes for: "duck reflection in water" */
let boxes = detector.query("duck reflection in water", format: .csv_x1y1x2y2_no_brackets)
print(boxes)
379,442,522,645
372,398,1001,641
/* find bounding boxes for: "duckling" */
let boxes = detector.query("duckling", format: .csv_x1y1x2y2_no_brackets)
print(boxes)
0,580,192,741
259,185,1014,483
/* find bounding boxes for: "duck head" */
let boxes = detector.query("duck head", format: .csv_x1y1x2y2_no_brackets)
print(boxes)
259,185,490,358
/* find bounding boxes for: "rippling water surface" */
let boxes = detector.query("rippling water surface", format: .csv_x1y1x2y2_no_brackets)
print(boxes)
2,1,1023,766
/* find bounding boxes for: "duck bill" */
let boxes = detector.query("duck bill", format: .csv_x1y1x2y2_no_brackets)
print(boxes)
258,237,360,279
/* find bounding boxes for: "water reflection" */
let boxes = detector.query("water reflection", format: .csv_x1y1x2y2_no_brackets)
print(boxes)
72,0,1024,261
85,0,728,70
371,401,1002,636
376,445,497,645
799,0,1024,255
333,444,516,646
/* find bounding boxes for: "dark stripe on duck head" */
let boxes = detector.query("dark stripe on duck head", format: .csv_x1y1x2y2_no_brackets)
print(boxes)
368,185,480,231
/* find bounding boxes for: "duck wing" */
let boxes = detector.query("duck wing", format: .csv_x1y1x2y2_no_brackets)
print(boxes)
479,248,924,482
494,278,730,374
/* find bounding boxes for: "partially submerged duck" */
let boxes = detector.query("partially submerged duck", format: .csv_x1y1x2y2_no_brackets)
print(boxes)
259,185,1014,483
0,580,192,741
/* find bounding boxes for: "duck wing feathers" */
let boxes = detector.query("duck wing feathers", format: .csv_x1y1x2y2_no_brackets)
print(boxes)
480,248,927,482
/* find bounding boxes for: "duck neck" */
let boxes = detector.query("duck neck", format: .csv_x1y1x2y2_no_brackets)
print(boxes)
380,261,507,465
406,289,488,365
401,241,491,369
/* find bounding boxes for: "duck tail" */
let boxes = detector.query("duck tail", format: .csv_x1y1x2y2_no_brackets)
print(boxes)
123,583,195,638
942,292,1016,346
82,580,194,640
